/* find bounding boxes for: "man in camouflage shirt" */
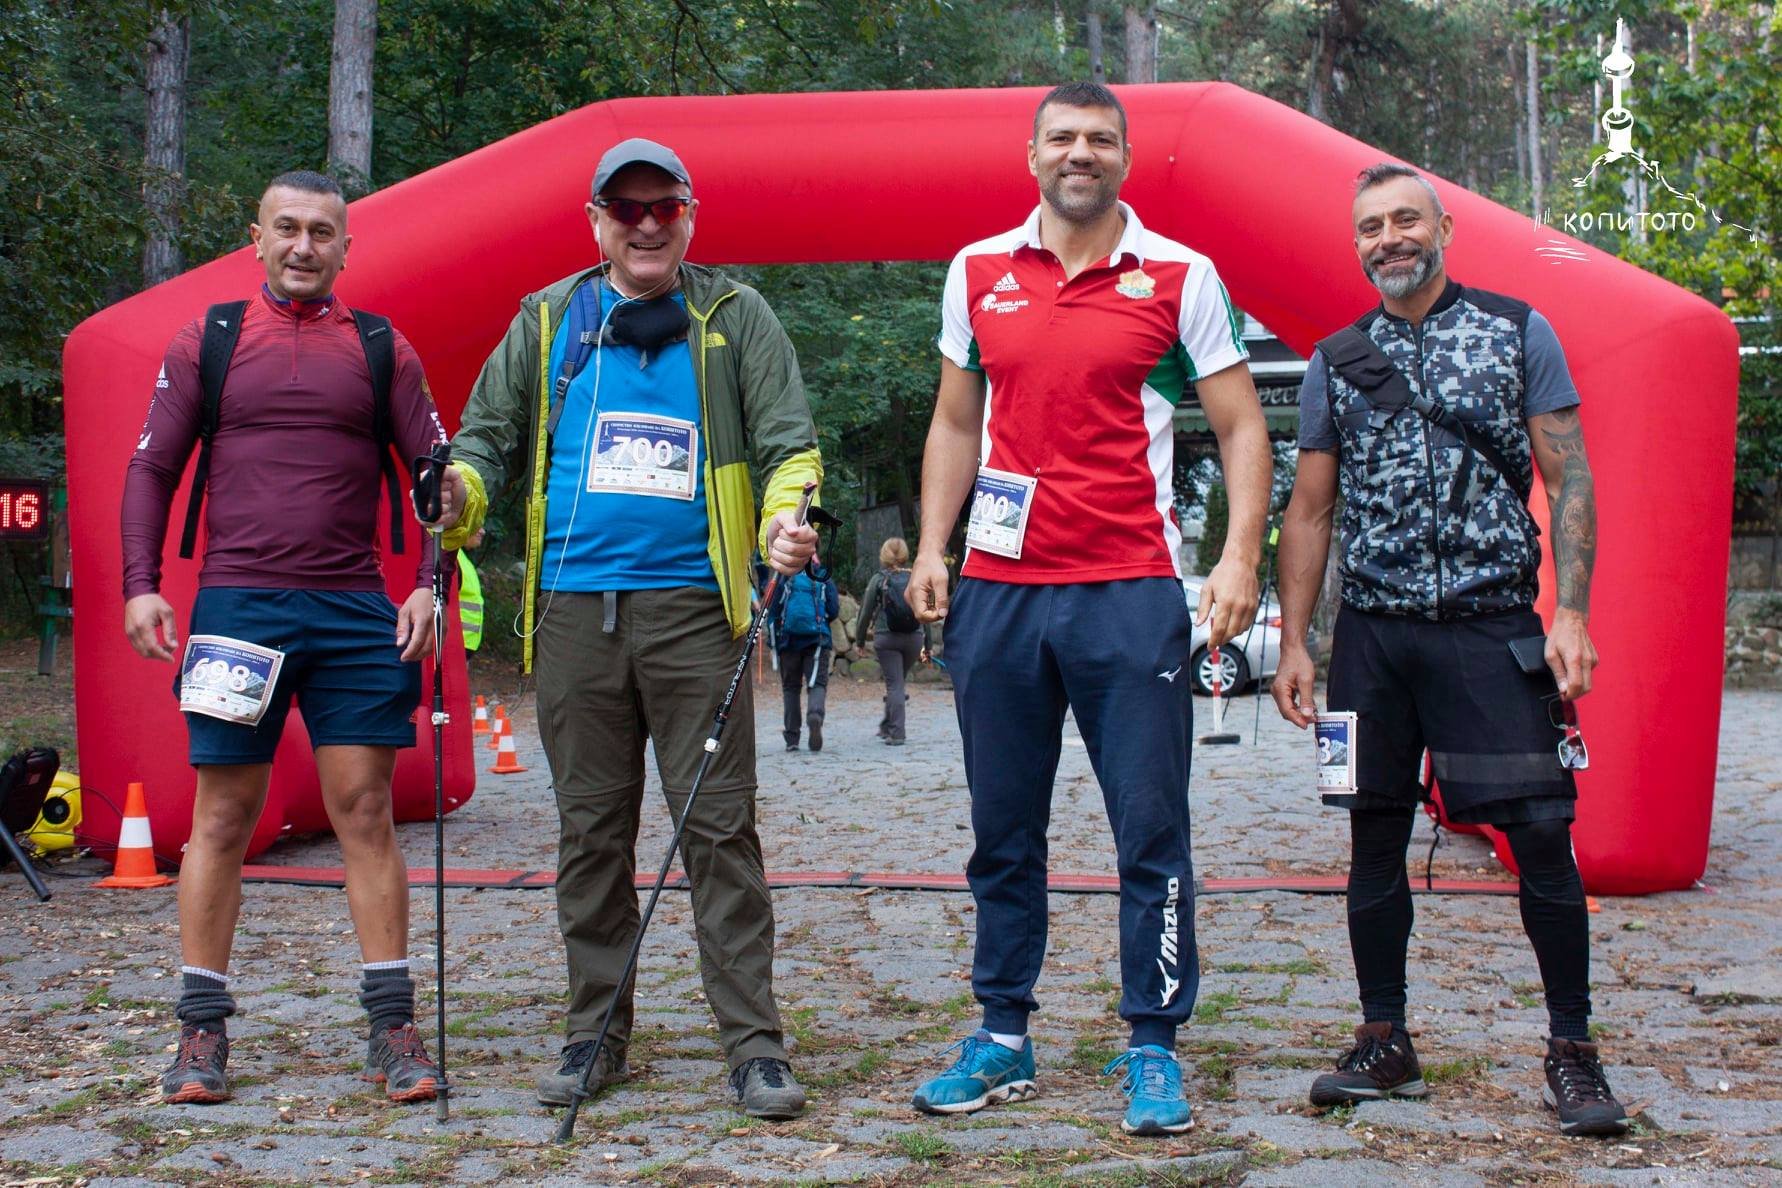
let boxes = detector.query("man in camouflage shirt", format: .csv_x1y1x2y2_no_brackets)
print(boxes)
1270,164,1627,1138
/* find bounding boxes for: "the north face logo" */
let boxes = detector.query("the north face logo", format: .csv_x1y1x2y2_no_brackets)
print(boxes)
992,272,1020,293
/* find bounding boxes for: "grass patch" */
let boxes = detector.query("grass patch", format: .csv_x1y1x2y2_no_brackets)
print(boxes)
47,1086,102,1115
1215,958,1325,975
81,984,110,1009
937,991,975,1021
1069,1035,1120,1075
1422,1054,1490,1085
892,1130,953,1161
872,987,927,1017
1199,1051,1236,1100
1193,990,1240,1024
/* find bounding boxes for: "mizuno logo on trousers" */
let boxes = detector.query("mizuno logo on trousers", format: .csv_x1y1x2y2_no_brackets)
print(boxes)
1157,876,1181,1007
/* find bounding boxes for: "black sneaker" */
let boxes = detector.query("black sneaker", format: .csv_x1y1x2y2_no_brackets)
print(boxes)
731,1056,806,1119
365,1022,440,1103
537,1040,628,1107
161,1025,230,1104
807,715,823,752
1542,1037,1629,1136
785,739,799,752
1309,1022,1428,1106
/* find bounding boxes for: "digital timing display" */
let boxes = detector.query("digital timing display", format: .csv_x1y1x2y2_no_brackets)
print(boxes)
0,478,49,541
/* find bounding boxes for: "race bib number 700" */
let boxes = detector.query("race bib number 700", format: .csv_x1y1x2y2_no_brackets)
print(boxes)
589,413,698,500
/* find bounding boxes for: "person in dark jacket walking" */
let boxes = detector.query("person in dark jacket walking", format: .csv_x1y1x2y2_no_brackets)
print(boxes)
853,537,929,745
774,558,839,751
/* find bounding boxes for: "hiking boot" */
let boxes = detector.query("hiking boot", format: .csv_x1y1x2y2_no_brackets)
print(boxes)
1542,1037,1629,1136
536,1040,628,1107
807,714,823,752
911,1030,1036,1115
161,1025,230,1104
785,739,799,752
1105,1045,1193,1135
731,1057,806,1119
365,1022,440,1103
1309,1022,1428,1106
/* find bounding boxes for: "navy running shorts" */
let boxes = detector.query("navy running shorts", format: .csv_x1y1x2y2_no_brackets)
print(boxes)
1324,605,1576,825
177,587,421,765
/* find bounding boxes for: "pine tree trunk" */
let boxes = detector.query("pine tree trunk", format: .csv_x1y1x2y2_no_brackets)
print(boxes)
329,0,376,194
142,10,188,287
1526,38,1543,221
1123,3,1156,84
1086,6,1106,85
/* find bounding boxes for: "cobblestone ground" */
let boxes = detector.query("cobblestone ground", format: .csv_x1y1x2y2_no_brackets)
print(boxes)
2,675,1779,1186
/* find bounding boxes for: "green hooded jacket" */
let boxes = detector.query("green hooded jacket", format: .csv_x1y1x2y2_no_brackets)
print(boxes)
443,262,822,670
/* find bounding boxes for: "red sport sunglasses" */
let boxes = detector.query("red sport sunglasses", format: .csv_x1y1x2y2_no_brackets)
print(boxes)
594,197,692,227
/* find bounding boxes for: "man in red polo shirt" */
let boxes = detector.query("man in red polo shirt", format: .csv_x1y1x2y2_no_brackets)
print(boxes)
122,170,446,1106
906,82,1271,1136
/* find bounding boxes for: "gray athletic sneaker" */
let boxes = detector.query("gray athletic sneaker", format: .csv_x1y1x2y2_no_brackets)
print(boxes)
161,1025,230,1104
536,1040,628,1106
731,1057,807,1119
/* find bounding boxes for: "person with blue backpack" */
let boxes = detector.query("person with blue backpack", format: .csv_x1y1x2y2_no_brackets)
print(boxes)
774,555,840,751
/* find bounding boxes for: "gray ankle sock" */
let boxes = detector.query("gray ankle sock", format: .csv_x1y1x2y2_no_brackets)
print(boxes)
359,962,415,1036
175,968,236,1030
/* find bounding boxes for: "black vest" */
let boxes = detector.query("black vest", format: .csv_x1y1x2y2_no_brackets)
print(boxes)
1323,282,1542,619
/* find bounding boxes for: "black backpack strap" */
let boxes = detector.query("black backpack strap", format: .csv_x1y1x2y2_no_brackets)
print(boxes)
1316,326,1530,510
352,309,405,555
179,301,249,559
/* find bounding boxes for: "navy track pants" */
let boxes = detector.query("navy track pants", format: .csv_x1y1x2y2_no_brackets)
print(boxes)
946,576,1199,1049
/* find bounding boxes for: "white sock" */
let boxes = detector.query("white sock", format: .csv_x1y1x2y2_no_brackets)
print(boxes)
988,1031,1026,1051
180,965,229,985
362,958,410,973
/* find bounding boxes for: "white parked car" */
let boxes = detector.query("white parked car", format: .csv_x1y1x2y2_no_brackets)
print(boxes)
1180,577,1310,696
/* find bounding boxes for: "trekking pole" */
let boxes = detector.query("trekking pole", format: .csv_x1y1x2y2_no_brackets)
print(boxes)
411,443,454,1123
1252,526,1279,745
554,483,820,1145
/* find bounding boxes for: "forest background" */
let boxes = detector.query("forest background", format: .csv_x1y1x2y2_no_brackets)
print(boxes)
3,0,1777,667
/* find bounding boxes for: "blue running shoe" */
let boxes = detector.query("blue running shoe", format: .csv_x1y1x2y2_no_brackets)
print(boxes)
1104,1045,1193,1135
911,1029,1037,1115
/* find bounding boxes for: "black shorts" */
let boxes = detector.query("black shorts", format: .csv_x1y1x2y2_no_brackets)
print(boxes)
1324,605,1575,825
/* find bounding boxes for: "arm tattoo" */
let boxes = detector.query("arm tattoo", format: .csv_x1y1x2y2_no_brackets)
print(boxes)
1539,408,1596,613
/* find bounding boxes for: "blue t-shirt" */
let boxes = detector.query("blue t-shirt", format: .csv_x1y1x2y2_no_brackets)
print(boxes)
541,284,717,591
1297,308,1580,449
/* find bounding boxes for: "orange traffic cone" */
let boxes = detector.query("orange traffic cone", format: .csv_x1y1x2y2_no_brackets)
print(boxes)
96,781,174,889
488,707,508,750
489,727,528,775
471,696,491,735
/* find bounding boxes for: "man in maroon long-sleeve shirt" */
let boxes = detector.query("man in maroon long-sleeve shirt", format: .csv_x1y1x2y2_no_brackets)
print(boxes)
121,171,446,1106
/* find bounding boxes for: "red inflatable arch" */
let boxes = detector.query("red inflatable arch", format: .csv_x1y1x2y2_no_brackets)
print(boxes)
64,84,1736,890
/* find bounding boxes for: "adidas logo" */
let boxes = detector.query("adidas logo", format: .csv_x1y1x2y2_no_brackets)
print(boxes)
992,272,1020,293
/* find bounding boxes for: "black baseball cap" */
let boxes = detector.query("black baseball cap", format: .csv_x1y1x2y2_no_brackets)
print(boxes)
592,138,692,197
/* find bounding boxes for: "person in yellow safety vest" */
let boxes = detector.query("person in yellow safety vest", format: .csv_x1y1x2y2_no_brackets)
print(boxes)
456,527,485,661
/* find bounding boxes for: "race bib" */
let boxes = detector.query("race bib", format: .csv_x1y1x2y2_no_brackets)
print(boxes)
965,467,1037,559
588,414,698,500
1315,711,1358,798
180,635,285,726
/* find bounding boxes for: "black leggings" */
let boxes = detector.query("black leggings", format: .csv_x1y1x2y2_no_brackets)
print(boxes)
1347,808,1592,1039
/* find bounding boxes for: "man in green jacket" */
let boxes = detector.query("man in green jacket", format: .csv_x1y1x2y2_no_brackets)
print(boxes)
429,138,821,1119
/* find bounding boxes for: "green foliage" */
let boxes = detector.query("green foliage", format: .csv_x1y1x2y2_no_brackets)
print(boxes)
5,0,1776,646
1196,483,1230,577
